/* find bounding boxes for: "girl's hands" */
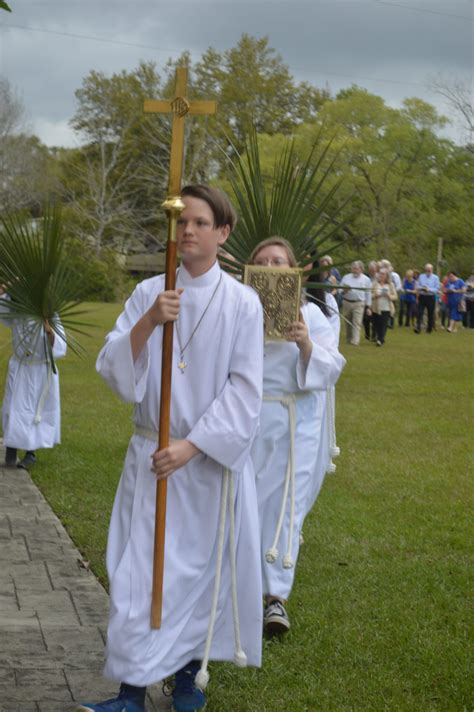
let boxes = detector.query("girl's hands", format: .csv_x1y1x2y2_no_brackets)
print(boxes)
286,317,310,348
287,312,313,365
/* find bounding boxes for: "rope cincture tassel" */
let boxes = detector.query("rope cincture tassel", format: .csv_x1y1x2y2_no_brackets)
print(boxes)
227,470,247,668
282,405,296,570
12,326,54,426
196,468,247,691
263,395,298,570
326,386,340,474
34,359,52,424
330,386,340,459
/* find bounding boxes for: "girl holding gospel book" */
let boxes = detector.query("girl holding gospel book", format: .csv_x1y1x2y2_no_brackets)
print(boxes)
247,237,345,635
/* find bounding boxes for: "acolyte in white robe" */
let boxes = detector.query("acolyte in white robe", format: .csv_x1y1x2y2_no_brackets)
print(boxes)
250,302,345,600
96,261,264,687
0,306,67,451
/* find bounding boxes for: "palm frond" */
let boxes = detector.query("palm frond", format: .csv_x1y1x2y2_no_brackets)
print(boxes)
0,207,94,366
223,127,350,275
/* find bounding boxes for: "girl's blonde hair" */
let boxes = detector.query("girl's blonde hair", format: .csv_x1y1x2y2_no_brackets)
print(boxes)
248,237,298,267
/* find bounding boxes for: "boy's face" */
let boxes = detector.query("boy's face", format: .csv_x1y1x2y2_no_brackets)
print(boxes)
177,196,230,267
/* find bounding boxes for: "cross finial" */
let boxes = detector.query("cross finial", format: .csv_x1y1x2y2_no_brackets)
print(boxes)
144,67,217,196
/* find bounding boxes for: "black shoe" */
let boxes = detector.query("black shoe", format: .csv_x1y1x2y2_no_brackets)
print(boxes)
264,600,290,635
5,447,17,467
414,328,420,334
17,451,36,470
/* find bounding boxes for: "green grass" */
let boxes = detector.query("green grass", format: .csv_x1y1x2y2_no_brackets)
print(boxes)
0,309,472,711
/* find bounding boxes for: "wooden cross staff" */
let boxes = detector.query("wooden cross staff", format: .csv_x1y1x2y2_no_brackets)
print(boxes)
144,67,217,629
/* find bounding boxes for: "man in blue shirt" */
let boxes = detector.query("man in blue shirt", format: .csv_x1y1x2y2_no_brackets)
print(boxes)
415,263,440,333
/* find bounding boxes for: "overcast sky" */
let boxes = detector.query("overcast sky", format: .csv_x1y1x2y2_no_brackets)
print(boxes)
1,0,472,147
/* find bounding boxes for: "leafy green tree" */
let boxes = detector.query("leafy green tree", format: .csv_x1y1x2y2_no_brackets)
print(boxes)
65,62,170,254
0,77,57,213
292,87,470,270
0,134,56,213
197,35,328,147
165,35,329,176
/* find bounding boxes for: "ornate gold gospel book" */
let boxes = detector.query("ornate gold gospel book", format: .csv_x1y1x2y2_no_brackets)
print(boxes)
244,265,302,340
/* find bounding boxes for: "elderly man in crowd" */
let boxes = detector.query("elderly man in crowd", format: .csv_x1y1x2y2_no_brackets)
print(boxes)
340,261,372,345
415,263,440,334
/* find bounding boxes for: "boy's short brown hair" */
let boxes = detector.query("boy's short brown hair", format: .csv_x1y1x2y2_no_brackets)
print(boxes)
181,185,237,232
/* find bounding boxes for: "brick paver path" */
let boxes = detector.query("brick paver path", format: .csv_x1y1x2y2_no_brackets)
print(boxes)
0,455,169,712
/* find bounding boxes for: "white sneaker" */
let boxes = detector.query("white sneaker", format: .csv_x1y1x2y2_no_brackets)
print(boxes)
264,600,290,634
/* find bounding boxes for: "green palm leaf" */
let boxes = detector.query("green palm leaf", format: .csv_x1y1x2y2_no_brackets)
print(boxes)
0,207,93,369
223,128,349,281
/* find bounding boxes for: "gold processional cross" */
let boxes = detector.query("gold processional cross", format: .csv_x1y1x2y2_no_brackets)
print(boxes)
144,66,217,196
144,67,217,629
145,67,216,374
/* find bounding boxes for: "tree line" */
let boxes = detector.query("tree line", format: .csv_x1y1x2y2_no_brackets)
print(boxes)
1,35,472,299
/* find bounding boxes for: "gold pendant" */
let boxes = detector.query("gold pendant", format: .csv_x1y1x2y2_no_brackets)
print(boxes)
178,359,187,373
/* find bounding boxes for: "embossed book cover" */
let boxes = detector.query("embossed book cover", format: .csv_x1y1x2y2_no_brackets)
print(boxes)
244,266,302,340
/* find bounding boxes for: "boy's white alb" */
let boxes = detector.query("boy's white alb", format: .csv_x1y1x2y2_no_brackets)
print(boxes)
96,261,264,686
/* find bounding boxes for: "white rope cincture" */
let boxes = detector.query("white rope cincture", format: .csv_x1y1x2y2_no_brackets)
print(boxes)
283,410,296,570
196,467,246,691
131,425,247,689
329,387,340,459
33,360,52,424
227,470,247,668
325,386,340,474
263,394,298,570
10,325,53,426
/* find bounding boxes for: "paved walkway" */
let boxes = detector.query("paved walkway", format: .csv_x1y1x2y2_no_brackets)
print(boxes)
0,448,169,712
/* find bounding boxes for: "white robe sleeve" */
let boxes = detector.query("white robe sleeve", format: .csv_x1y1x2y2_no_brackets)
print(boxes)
52,318,67,360
296,303,346,391
326,293,341,343
96,281,152,404
187,294,263,473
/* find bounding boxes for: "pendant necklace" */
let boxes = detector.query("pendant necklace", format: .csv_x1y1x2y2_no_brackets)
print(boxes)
175,272,223,373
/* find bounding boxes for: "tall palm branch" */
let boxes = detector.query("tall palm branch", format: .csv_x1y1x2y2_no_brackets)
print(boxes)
222,128,351,289
0,208,92,371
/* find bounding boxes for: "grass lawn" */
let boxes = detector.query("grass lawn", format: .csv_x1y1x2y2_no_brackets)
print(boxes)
0,306,472,711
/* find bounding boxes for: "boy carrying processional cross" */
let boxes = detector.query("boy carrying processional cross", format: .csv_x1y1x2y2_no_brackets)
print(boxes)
77,185,264,712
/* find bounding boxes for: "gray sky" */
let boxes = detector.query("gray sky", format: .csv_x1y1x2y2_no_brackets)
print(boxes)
1,0,472,147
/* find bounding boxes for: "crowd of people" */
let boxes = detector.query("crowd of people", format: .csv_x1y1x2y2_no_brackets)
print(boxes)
319,256,474,347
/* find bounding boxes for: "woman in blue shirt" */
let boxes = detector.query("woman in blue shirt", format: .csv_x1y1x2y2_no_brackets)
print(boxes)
399,269,417,327
444,271,466,333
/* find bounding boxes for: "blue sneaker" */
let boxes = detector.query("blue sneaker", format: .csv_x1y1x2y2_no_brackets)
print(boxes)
171,661,207,712
76,694,146,712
